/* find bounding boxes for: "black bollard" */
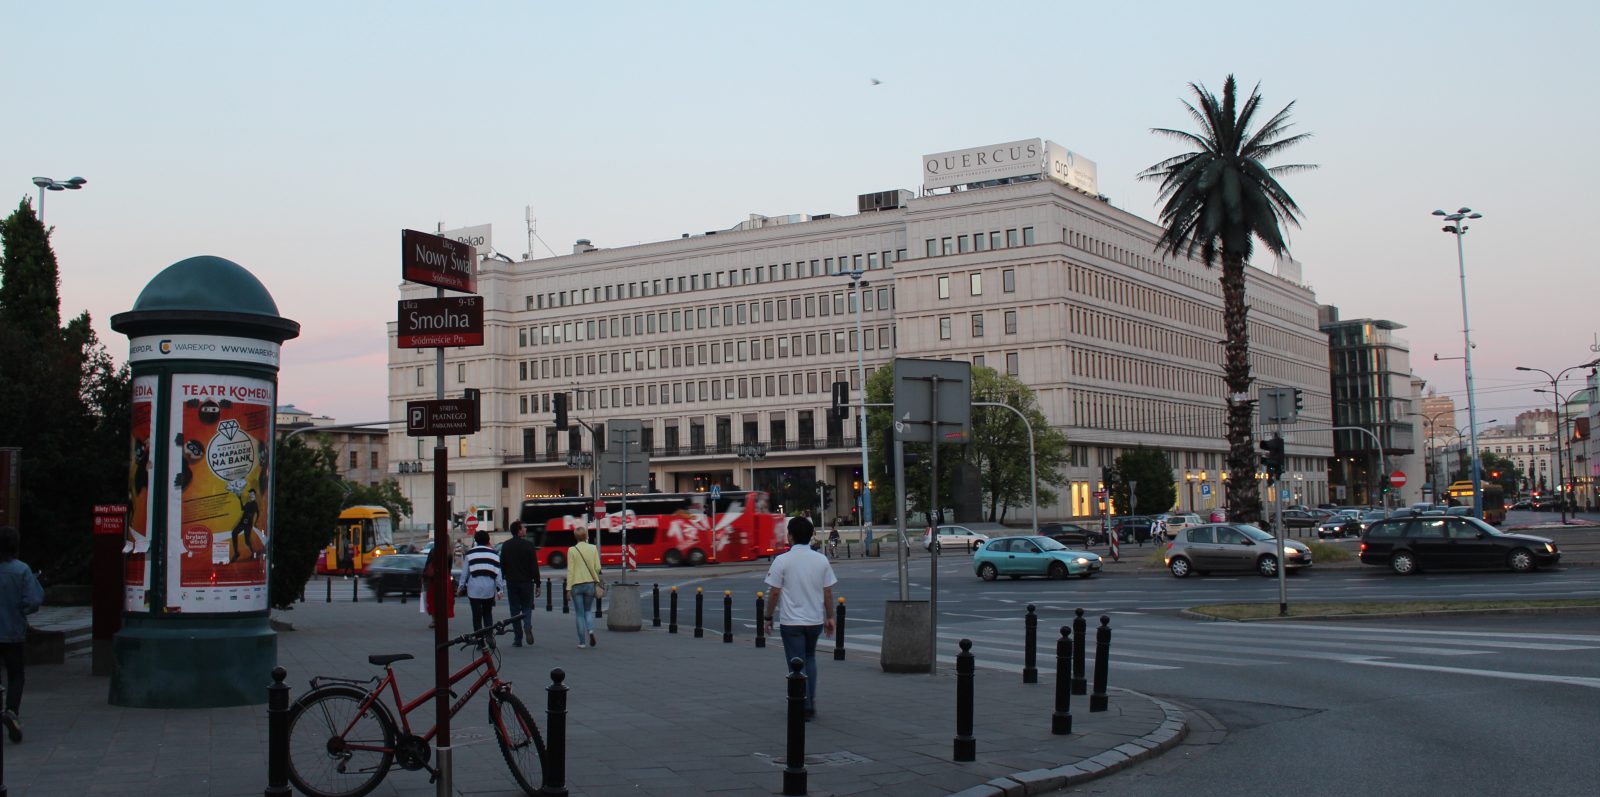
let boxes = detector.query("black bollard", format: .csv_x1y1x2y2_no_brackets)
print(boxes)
595,586,603,620
846,540,852,559
400,585,406,605
669,586,679,633
265,666,291,796
1071,608,1088,696
954,639,976,761
755,592,766,648
783,657,808,796
833,597,846,661
722,590,733,643
325,575,331,603
542,668,568,797
562,579,569,614
652,583,661,627
546,577,553,612
1022,604,1038,684
352,575,358,602
1090,615,1111,712
1052,626,1073,734
376,580,383,603
694,587,705,638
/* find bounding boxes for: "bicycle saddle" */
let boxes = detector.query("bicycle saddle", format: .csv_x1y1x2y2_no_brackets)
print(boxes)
369,653,415,666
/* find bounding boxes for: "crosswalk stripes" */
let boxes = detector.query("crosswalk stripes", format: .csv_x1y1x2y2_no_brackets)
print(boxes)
838,620,1600,676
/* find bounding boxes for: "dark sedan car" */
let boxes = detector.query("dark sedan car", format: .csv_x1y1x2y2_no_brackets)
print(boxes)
364,553,428,597
1112,516,1155,543
1040,522,1105,547
1358,516,1560,575
1279,509,1323,530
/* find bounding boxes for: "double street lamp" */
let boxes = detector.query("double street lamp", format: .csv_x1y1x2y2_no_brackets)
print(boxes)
1518,359,1599,520
31,175,87,223
845,268,873,536
1434,207,1485,518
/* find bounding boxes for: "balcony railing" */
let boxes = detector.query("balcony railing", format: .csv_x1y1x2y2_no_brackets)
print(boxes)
500,436,862,466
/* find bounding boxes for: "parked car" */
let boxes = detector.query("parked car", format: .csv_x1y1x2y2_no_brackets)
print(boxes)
974,536,1103,580
1156,513,1203,539
364,553,428,598
1358,516,1560,574
1163,523,1313,578
1111,515,1154,543
925,523,1002,553
1511,499,1532,510
1316,510,1361,539
1279,509,1323,530
1039,522,1102,547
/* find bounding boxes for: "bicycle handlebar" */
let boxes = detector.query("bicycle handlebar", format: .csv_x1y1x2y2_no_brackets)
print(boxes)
437,613,528,649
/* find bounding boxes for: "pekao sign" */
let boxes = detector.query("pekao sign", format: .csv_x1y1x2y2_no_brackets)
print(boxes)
397,295,484,348
402,229,476,293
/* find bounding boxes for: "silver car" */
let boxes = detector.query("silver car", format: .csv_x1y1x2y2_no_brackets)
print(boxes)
1164,523,1313,578
925,523,1000,553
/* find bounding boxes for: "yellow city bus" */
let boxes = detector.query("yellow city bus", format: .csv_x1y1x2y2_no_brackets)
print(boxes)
1445,481,1506,525
317,505,397,574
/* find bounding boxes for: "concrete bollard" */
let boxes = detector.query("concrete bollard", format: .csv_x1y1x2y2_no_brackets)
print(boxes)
1071,608,1088,696
1023,604,1038,684
1090,615,1111,712
954,639,976,761
1053,626,1073,734
783,657,808,796
542,668,568,797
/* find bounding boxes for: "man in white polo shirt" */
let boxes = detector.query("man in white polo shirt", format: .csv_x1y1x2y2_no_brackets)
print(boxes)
763,516,837,720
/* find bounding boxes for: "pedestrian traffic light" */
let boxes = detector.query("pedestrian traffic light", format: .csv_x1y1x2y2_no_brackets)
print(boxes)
1101,467,1112,487
831,381,850,421
1260,436,1285,480
553,392,569,430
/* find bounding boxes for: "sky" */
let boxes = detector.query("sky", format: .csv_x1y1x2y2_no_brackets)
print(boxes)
7,0,1598,429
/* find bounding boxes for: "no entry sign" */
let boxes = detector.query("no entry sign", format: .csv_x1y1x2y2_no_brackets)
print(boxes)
1390,471,1408,488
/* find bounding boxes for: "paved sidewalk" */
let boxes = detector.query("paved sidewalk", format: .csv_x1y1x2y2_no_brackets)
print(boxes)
3,594,1182,796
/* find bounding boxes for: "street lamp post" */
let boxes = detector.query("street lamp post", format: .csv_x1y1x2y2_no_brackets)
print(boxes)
1434,207,1485,518
1517,359,1600,523
31,175,87,223
846,268,873,542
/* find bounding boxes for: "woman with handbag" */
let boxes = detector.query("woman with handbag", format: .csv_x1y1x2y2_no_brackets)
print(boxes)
565,527,604,648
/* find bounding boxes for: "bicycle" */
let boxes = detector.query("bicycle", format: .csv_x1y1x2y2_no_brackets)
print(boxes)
827,536,840,559
285,613,545,797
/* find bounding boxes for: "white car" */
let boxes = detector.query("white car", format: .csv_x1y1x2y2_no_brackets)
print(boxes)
924,524,999,553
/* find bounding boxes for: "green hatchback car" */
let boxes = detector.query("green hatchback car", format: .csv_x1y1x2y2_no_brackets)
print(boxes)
974,535,1103,581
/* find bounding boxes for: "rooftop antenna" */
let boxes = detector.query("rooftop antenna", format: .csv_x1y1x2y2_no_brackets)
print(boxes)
1591,332,1599,353
525,205,560,259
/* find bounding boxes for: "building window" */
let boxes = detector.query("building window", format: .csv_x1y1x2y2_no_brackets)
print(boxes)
1022,226,1035,245
415,367,424,387
1006,352,1020,376
970,273,982,296
990,231,1002,249
1005,310,1018,335
1003,268,1015,293
942,237,954,255
925,239,936,257
973,354,986,369
938,276,950,300
370,451,379,469
1006,229,1019,247
939,317,952,340
957,235,970,253
971,313,984,337
348,451,358,470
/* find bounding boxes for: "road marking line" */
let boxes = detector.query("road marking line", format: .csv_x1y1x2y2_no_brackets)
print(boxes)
1349,660,1600,689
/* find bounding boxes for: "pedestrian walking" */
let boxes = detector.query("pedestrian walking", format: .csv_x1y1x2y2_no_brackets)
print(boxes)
565,527,603,648
762,516,837,720
461,531,504,633
0,525,44,743
421,544,457,628
500,520,540,647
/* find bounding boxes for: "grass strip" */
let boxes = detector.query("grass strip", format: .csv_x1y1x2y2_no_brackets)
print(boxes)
1191,599,1600,620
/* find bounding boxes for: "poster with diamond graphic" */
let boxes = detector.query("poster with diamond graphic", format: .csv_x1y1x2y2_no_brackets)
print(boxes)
165,374,273,612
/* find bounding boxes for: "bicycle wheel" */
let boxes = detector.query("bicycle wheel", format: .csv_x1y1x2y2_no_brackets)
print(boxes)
287,685,397,797
490,691,546,795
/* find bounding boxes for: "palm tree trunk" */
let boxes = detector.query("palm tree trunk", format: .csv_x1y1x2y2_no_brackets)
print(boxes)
1220,253,1263,523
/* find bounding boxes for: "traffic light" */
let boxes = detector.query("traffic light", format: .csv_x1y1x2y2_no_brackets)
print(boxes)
1260,436,1285,480
1292,388,1304,418
553,392,569,430
1101,467,1113,487
852,480,861,491
464,388,481,428
831,381,850,421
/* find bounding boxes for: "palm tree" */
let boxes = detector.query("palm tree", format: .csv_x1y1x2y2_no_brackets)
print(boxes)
1140,75,1314,523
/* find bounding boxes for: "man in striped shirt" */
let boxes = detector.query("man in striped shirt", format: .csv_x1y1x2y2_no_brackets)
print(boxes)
462,531,505,632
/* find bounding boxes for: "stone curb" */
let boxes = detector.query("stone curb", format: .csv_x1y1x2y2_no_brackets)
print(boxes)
1178,605,1600,622
947,691,1187,797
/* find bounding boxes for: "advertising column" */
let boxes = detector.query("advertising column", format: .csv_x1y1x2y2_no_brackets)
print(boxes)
109,255,299,708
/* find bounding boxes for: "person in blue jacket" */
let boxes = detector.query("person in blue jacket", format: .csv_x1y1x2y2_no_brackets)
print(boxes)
0,525,44,743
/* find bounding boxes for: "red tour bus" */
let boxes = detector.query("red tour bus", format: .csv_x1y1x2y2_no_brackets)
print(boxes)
520,491,785,569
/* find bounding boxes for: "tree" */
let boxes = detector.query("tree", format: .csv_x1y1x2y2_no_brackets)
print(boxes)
1140,76,1315,524
1109,447,1176,518
1456,450,1518,496
345,478,413,526
0,199,130,581
270,435,345,609
864,365,1071,525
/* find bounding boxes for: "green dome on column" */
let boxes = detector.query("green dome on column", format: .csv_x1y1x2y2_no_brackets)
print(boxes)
111,255,300,342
